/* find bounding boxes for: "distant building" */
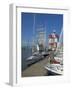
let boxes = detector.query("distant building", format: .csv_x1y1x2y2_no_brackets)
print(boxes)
48,31,59,51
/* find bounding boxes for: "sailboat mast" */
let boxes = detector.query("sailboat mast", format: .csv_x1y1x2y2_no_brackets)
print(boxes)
32,14,36,53
59,28,63,44
33,14,35,38
57,28,63,51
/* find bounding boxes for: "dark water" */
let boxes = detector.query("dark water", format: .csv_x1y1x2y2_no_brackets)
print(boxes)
21,46,32,70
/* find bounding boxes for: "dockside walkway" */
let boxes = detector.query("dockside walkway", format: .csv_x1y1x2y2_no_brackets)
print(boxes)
22,56,49,77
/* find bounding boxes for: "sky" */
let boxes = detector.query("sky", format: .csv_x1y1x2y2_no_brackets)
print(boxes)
21,12,63,47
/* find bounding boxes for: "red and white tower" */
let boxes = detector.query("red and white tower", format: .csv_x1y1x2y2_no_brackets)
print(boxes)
48,30,59,51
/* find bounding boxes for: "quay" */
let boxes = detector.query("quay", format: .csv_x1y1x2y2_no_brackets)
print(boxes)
22,57,49,77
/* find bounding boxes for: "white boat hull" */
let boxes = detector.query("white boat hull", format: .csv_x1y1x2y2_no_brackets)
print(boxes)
45,64,63,75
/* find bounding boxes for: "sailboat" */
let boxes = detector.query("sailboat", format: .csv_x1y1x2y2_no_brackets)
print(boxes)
26,44,44,66
26,14,44,65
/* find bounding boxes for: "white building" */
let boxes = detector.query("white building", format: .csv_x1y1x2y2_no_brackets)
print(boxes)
48,31,59,51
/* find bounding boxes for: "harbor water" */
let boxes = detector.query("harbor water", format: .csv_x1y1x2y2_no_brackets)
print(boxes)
21,46,32,71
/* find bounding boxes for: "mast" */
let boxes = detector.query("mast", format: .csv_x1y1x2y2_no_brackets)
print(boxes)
56,28,63,52
32,14,36,53
33,14,35,40
59,28,63,44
